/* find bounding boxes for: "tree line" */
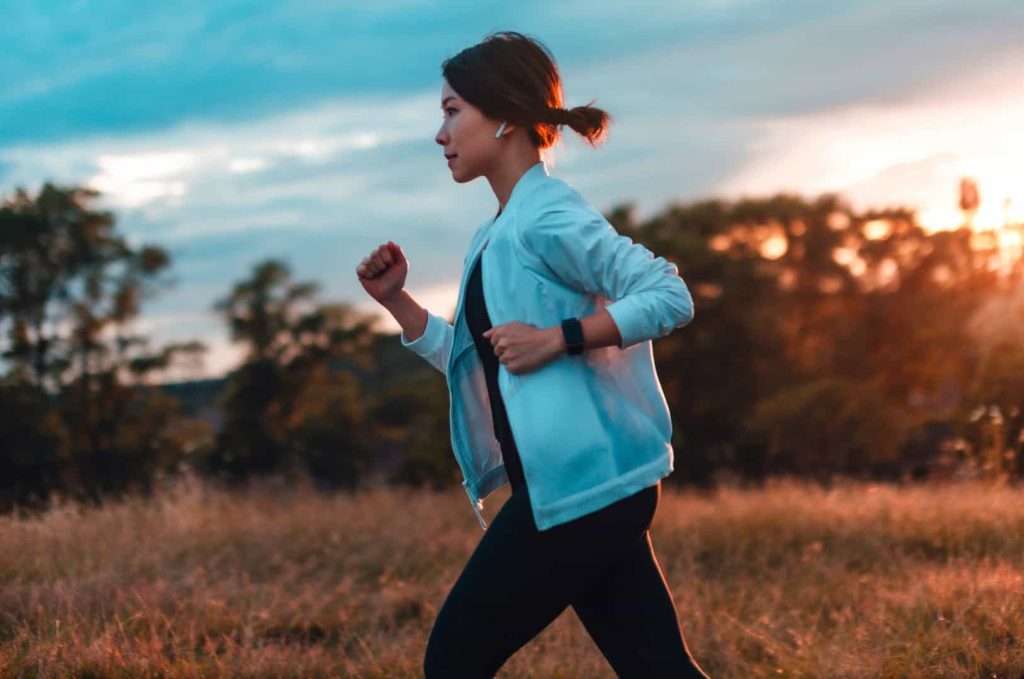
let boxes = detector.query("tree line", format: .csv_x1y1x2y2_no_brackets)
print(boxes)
2,180,1022,514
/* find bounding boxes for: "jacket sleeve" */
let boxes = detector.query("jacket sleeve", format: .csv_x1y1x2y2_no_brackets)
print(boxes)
517,182,694,350
400,309,453,375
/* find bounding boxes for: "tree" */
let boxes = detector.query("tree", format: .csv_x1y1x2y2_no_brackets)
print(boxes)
206,258,379,486
0,183,209,508
743,378,912,480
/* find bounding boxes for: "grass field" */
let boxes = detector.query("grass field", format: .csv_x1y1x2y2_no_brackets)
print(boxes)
1,473,1023,678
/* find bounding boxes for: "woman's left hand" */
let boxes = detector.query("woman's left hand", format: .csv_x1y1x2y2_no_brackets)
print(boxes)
483,321,564,375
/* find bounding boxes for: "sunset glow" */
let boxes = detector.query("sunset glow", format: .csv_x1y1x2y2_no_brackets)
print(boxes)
717,48,1024,240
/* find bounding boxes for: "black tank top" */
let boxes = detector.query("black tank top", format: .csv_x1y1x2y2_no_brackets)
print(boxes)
464,250,528,493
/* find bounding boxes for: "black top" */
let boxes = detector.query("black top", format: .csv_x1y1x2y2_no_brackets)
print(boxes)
464,250,528,493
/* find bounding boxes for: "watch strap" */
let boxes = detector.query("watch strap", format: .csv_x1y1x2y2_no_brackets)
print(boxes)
561,317,584,356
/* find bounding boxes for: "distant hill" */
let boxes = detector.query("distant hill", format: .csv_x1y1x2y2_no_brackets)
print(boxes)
149,331,431,435
156,377,228,432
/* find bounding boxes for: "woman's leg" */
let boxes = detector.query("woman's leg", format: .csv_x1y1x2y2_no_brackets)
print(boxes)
570,529,712,678
423,483,660,677
423,486,577,678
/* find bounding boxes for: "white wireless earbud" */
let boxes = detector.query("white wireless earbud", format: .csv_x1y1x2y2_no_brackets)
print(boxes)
495,121,507,139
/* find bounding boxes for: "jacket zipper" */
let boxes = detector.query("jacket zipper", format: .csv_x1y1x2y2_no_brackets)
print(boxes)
466,484,488,530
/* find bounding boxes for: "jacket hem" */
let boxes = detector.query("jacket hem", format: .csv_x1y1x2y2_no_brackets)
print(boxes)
531,451,674,532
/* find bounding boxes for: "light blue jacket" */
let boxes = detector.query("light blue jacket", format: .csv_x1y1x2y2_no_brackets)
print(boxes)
400,160,694,531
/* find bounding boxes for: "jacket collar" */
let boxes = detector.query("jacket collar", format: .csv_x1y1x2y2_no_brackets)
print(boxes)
465,160,550,261
499,159,549,218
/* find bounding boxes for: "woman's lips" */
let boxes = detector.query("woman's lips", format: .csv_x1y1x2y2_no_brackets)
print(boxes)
447,155,457,166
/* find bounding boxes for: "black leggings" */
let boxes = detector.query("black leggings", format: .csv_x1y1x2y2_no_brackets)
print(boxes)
424,481,711,678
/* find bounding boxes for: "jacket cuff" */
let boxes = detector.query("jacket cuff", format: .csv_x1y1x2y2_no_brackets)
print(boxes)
401,310,447,357
604,284,694,351
604,296,647,350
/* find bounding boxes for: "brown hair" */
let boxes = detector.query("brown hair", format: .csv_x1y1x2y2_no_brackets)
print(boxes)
441,31,612,149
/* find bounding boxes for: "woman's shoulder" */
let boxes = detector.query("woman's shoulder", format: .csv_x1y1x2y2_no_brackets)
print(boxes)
513,174,611,250
519,173,594,217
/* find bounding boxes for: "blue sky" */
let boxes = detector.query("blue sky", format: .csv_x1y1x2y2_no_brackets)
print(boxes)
3,1,1022,380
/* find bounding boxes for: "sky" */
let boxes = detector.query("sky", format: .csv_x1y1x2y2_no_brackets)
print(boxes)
2,0,1023,382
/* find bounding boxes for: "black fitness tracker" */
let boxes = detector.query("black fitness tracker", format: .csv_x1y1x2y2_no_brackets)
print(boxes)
561,317,584,355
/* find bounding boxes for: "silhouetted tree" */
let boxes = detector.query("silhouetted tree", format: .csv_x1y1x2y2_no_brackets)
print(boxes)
0,183,208,509
206,259,378,487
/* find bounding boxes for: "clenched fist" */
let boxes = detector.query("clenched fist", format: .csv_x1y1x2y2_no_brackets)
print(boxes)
356,241,408,304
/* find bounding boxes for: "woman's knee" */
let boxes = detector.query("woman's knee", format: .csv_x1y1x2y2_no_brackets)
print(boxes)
423,633,498,678
422,635,452,678
424,613,501,678
423,623,460,677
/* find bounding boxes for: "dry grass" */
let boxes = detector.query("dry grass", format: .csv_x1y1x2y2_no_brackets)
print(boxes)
1,473,1023,678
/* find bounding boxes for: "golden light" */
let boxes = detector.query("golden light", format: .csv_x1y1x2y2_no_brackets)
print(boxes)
948,175,1024,275
827,211,850,231
695,282,724,299
863,258,900,291
760,233,788,259
919,174,1024,236
999,229,1022,250
931,264,953,285
842,233,863,251
715,54,1024,253
848,257,867,277
970,230,999,251
832,247,857,266
833,247,867,277
917,206,964,232
862,219,891,240
988,227,1024,275
709,234,731,252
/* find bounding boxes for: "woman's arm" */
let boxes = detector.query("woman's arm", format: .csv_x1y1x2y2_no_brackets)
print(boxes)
384,289,454,375
482,309,623,375
577,308,623,350
356,241,453,374
516,182,694,350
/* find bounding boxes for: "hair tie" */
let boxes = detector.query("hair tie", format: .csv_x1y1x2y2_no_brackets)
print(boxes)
548,106,570,125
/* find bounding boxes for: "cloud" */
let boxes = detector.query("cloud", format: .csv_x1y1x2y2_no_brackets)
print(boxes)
714,47,1024,231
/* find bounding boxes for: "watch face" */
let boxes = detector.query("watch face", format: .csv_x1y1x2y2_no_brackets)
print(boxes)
561,320,583,354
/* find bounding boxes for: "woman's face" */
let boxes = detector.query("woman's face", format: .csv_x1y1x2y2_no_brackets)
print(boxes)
435,79,504,183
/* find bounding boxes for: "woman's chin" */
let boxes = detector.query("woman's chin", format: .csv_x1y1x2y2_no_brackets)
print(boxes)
450,168,474,184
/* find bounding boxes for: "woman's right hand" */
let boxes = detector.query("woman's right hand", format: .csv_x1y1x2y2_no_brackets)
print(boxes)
356,241,408,304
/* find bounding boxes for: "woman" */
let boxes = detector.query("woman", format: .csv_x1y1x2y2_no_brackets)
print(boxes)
356,31,710,679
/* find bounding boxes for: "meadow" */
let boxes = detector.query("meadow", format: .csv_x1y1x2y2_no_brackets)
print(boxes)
1,473,1023,678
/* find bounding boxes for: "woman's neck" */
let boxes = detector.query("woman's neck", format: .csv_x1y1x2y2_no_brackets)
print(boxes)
487,149,542,215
